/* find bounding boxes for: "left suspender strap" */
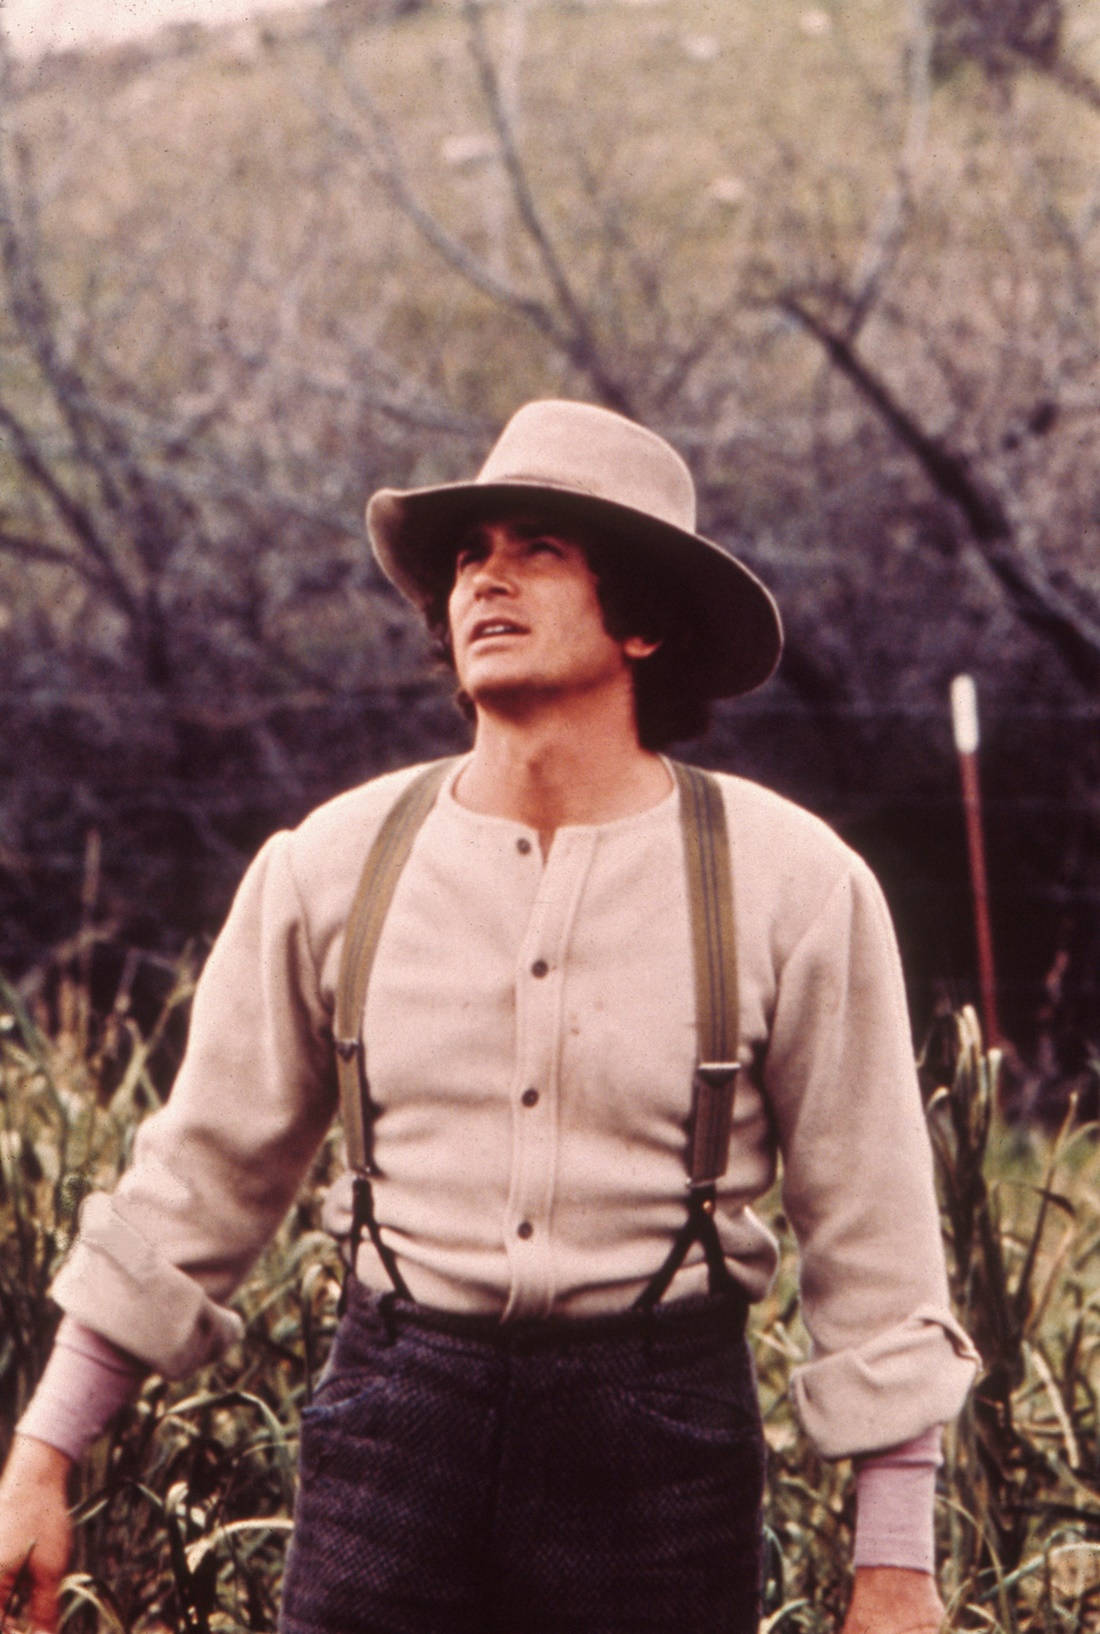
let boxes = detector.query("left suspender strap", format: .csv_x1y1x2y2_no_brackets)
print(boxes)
334,758,457,1298
635,762,741,1311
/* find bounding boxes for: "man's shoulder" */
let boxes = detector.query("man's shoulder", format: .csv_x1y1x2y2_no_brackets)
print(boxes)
700,765,888,917
299,758,454,832
699,767,893,951
700,767,856,869
285,757,458,882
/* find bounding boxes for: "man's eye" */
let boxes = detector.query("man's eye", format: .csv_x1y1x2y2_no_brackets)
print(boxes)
528,538,563,557
455,546,484,571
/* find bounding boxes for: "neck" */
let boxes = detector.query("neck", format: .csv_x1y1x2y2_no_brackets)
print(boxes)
454,705,670,845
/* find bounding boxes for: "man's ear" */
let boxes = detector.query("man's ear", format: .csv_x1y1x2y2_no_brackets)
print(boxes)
623,634,662,661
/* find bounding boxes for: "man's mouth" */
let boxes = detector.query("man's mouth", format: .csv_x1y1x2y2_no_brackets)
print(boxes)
469,619,528,643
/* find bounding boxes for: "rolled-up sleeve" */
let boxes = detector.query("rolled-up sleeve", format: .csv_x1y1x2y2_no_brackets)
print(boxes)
51,830,339,1378
763,861,979,1458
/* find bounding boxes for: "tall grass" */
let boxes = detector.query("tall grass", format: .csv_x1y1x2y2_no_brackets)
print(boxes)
2,970,1098,1630
928,1012,1100,1630
753,1007,1100,1632
0,959,343,1631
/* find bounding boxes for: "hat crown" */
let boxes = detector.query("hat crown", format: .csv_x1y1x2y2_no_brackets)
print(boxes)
476,400,698,534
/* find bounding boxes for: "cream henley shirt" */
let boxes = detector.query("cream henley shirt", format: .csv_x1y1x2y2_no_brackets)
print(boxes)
50,758,978,1459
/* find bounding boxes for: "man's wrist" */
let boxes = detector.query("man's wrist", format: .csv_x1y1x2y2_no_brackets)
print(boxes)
4,1433,74,1491
843,1565,945,1634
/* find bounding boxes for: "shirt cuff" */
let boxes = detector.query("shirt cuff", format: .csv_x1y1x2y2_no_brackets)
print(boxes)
789,1304,979,1458
49,1192,245,1377
16,1317,145,1463
853,1426,943,1572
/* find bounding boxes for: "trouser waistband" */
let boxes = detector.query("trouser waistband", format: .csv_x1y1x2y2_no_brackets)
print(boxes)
343,1275,749,1354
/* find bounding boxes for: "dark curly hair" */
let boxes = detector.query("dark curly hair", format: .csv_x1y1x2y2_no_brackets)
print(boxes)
419,524,712,750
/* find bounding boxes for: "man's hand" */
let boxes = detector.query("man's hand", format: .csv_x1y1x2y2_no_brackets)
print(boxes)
841,1566,945,1634
0,1435,73,1633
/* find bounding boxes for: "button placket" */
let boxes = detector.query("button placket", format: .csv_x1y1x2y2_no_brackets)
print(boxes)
504,831,596,1316
509,944,555,1283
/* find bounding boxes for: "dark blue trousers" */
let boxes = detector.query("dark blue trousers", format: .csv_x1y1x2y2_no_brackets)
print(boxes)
279,1280,765,1634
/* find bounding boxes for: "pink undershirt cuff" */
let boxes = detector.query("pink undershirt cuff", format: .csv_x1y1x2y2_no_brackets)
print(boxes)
16,1316,145,1463
853,1425,943,1573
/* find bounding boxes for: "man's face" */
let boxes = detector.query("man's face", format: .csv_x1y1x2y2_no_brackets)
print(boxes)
446,516,653,716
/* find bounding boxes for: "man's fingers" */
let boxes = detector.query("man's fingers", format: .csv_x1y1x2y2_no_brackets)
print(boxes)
1,1553,32,1620
0,1545,61,1634
28,1577,61,1633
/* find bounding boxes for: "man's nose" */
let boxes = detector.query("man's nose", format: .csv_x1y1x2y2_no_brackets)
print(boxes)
471,548,516,594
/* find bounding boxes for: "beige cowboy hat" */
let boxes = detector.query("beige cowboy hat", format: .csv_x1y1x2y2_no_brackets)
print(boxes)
366,399,783,698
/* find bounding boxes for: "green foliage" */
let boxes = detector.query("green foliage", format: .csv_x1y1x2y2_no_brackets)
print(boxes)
927,1010,1100,1626
0,959,196,1420
3,972,1099,1628
0,958,343,1630
746,1006,1100,1631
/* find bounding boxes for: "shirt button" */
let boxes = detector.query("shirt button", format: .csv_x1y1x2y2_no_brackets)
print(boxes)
521,1087,539,1108
516,837,532,855
530,959,549,979
517,1220,534,1240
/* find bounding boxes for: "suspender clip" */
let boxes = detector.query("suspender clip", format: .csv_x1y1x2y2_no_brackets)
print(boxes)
334,1036,360,1063
696,1061,740,1083
349,1169,370,1254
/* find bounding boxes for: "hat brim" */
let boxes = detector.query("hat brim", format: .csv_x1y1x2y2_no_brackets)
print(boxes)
366,479,783,699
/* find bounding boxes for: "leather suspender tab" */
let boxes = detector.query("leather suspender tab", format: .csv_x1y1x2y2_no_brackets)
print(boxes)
689,1062,740,1189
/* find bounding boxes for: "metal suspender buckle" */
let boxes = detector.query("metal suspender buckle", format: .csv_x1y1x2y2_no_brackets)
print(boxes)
688,1062,741,1189
338,1167,371,1316
348,1169,370,1263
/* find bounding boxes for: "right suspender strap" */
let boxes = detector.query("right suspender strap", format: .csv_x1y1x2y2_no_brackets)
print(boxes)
672,761,740,1189
335,758,456,1177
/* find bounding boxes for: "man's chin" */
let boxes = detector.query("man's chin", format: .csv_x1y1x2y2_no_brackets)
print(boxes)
465,677,558,718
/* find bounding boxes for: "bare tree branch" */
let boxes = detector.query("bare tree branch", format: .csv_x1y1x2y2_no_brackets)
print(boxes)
846,0,933,337
780,293,1011,537
462,0,632,412
305,7,635,411
0,399,142,623
779,293,1100,685
0,523,116,590
0,149,137,525
303,40,576,351
1044,52,1100,112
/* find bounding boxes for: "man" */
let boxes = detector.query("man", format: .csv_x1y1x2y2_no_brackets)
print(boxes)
1,401,978,1632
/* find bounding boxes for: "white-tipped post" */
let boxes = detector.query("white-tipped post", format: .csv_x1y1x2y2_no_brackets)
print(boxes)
950,673,980,755
951,674,999,1047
